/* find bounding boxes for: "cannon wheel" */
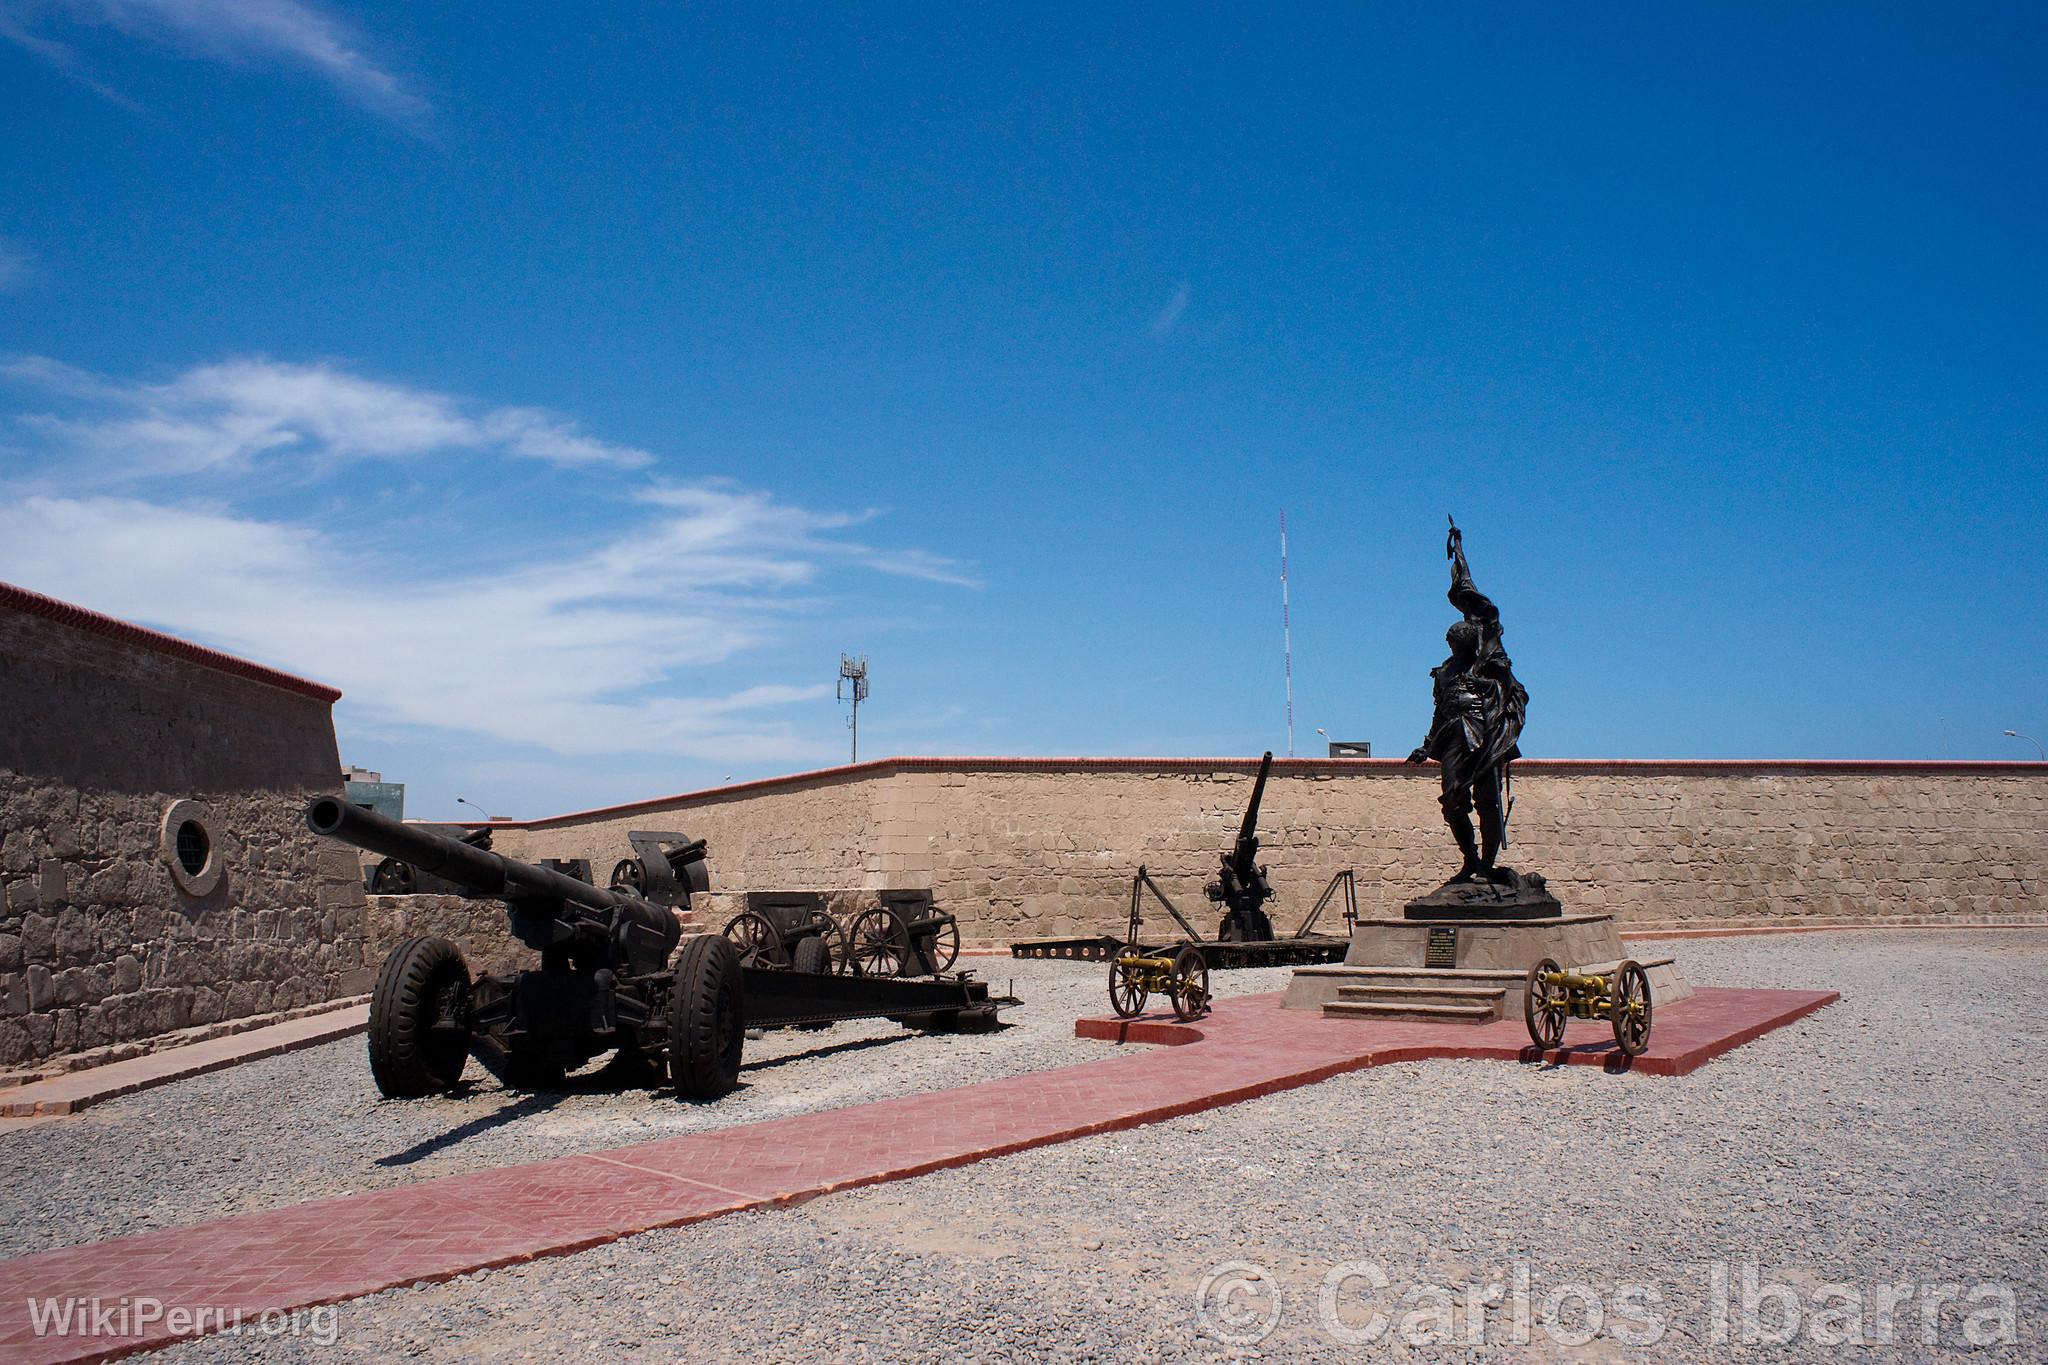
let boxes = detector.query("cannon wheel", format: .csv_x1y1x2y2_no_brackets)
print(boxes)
1108,948,1148,1018
670,934,743,1101
722,910,786,968
1169,945,1211,1022
848,907,910,978
370,857,416,895
1610,959,1653,1057
609,857,649,896
918,915,962,974
1524,957,1566,1050
368,936,471,1098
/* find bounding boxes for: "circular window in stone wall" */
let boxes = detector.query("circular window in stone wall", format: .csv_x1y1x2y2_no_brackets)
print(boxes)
159,799,224,897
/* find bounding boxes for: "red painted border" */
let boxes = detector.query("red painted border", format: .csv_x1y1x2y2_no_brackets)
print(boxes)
0,582,342,704
500,753,2046,829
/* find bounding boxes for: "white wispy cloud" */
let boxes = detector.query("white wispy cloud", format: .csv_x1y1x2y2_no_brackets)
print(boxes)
0,492,850,764
0,355,977,781
3,355,658,476
0,0,426,125
1149,281,1191,338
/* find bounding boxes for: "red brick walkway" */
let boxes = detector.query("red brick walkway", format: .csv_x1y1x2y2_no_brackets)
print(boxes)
0,987,1833,1363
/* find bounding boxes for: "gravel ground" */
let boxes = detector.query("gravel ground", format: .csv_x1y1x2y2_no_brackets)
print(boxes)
0,955,1297,1256
138,929,2048,1363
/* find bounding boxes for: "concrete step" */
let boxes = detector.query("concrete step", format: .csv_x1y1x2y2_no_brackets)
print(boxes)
1323,999,1501,1024
1334,984,1507,1008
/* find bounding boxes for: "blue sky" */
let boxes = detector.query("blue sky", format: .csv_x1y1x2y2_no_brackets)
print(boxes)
2,2,2043,818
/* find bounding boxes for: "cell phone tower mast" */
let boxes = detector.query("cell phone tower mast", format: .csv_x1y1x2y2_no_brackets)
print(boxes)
837,654,869,763
1281,510,1294,758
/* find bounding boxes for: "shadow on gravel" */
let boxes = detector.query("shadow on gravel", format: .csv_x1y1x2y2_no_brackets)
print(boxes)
1517,1043,1636,1074
741,1033,916,1072
376,1090,568,1167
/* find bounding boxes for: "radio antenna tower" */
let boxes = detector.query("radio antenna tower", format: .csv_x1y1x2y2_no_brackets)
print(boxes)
837,654,869,763
1280,510,1294,758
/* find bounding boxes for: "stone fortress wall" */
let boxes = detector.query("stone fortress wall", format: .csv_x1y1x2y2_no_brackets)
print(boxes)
488,757,2048,945
0,585,371,1069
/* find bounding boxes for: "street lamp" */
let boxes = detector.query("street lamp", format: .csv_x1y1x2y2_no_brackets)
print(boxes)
456,796,496,821
2003,730,2046,761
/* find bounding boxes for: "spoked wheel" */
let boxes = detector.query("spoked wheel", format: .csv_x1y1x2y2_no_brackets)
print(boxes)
670,933,745,1101
722,910,786,968
609,857,649,896
1169,945,1212,1021
1524,956,1566,1050
370,858,416,895
1610,959,1653,1057
848,907,910,978
367,936,471,1097
916,915,962,974
1108,948,1148,1018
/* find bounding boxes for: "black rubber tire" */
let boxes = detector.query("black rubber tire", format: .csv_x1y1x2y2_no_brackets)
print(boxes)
368,936,470,1098
792,934,831,975
670,934,745,1101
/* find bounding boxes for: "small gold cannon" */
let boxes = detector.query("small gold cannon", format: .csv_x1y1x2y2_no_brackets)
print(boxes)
1108,945,1212,1022
1523,957,1653,1057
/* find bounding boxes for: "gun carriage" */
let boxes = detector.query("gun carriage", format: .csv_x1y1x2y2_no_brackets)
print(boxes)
1106,868,1212,1022
309,798,1010,1102
721,892,845,973
1523,957,1654,1057
1009,753,1351,969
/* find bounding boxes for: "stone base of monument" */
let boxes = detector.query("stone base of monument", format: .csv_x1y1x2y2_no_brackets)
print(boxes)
1281,910,1693,1024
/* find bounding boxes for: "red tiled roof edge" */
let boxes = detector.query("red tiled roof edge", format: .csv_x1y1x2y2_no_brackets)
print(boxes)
0,581,343,704
497,753,2047,829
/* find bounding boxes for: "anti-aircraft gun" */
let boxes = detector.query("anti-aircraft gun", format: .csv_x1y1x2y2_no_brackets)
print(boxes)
308,797,1009,1103
1205,750,1277,941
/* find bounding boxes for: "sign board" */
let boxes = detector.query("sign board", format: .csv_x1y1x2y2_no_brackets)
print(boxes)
1425,926,1458,969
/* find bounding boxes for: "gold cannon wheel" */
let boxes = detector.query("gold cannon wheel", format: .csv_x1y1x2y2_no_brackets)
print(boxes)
1108,949,1148,1018
1610,959,1653,1057
1168,946,1211,1021
1524,957,1566,1049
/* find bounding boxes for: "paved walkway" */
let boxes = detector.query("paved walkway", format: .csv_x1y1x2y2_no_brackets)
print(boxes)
0,986,1833,1363
0,1007,370,1118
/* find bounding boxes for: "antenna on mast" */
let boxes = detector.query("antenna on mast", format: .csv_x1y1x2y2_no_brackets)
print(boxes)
1281,510,1294,758
837,654,869,763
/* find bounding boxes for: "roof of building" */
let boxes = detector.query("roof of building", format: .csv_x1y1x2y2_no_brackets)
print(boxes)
0,580,343,704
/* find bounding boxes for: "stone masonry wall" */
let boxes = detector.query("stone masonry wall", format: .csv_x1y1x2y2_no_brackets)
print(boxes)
488,759,2048,946
0,598,371,1067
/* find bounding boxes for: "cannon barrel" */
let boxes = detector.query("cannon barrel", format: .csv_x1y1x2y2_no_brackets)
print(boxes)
1233,750,1274,853
307,797,676,923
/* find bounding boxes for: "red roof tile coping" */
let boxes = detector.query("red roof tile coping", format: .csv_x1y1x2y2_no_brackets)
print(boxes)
0,581,343,704
496,753,2046,829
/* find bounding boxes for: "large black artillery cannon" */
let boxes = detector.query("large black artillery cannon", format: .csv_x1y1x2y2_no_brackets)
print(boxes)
307,798,1008,1102
1008,751,1351,969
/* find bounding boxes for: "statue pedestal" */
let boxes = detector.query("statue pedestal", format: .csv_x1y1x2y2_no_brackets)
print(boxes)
1403,868,1560,920
1280,911,1692,1024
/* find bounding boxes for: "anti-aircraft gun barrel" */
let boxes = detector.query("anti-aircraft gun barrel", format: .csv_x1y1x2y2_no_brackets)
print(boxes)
1234,750,1274,852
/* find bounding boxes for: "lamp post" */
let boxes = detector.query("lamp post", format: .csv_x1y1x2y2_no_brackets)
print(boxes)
2004,730,2046,761
456,796,496,821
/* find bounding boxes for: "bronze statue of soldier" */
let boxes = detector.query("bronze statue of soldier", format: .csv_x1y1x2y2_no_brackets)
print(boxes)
1406,518,1528,887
